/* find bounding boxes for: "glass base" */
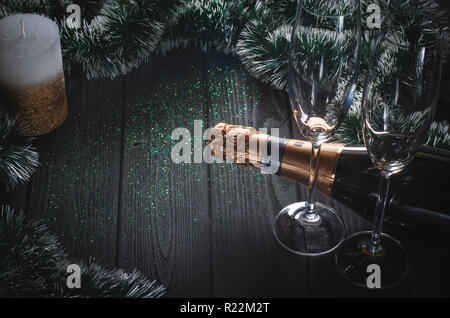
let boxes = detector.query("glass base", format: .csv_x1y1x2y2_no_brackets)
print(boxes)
335,231,409,289
273,202,345,256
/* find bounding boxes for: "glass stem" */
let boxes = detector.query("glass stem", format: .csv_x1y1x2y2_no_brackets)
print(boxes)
306,142,321,215
368,174,391,254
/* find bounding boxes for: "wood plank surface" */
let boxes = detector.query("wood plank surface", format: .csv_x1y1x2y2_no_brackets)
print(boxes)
305,189,412,296
0,48,448,297
407,231,450,297
116,50,211,297
21,71,124,265
206,51,310,297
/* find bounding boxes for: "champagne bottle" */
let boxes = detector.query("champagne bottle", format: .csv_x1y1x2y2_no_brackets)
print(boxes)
209,123,450,240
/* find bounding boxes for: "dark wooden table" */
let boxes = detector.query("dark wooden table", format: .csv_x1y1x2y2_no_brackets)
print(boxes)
1,49,449,297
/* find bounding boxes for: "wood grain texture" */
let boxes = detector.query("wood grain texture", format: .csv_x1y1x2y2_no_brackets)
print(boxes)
1,49,448,297
116,50,211,297
206,51,310,297
305,193,411,297
23,71,124,265
407,233,450,297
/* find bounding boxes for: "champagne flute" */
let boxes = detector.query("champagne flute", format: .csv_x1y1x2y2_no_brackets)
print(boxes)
335,32,445,288
273,0,361,256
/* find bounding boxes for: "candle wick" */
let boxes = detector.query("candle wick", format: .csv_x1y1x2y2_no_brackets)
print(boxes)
20,19,25,38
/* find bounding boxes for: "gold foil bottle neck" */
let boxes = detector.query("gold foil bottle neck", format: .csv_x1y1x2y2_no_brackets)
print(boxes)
209,122,269,167
280,140,345,195
209,122,345,196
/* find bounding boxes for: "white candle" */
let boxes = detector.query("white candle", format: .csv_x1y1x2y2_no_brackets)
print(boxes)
0,13,67,136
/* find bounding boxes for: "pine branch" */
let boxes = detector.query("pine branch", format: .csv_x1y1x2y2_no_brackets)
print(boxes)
426,121,450,151
0,107,39,192
75,1,106,23
237,21,291,89
0,4,10,18
0,205,68,297
379,0,448,46
61,0,171,79
336,102,450,150
0,206,166,298
158,0,259,54
60,264,166,298
0,0,179,79
2,0,449,150
335,104,365,145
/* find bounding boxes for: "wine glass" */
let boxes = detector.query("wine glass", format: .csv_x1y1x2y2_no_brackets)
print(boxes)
335,32,445,288
273,0,361,256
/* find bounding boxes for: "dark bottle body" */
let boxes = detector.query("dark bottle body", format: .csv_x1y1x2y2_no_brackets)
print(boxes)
209,123,450,240
333,146,450,239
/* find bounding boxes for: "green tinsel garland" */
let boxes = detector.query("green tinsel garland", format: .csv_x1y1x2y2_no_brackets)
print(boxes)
0,106,39,191
158,0,261,54
0,205,165,298
1,0,449,149
0,0,449,296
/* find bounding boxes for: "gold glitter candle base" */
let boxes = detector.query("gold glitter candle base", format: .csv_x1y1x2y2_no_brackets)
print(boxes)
1,71,68,136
